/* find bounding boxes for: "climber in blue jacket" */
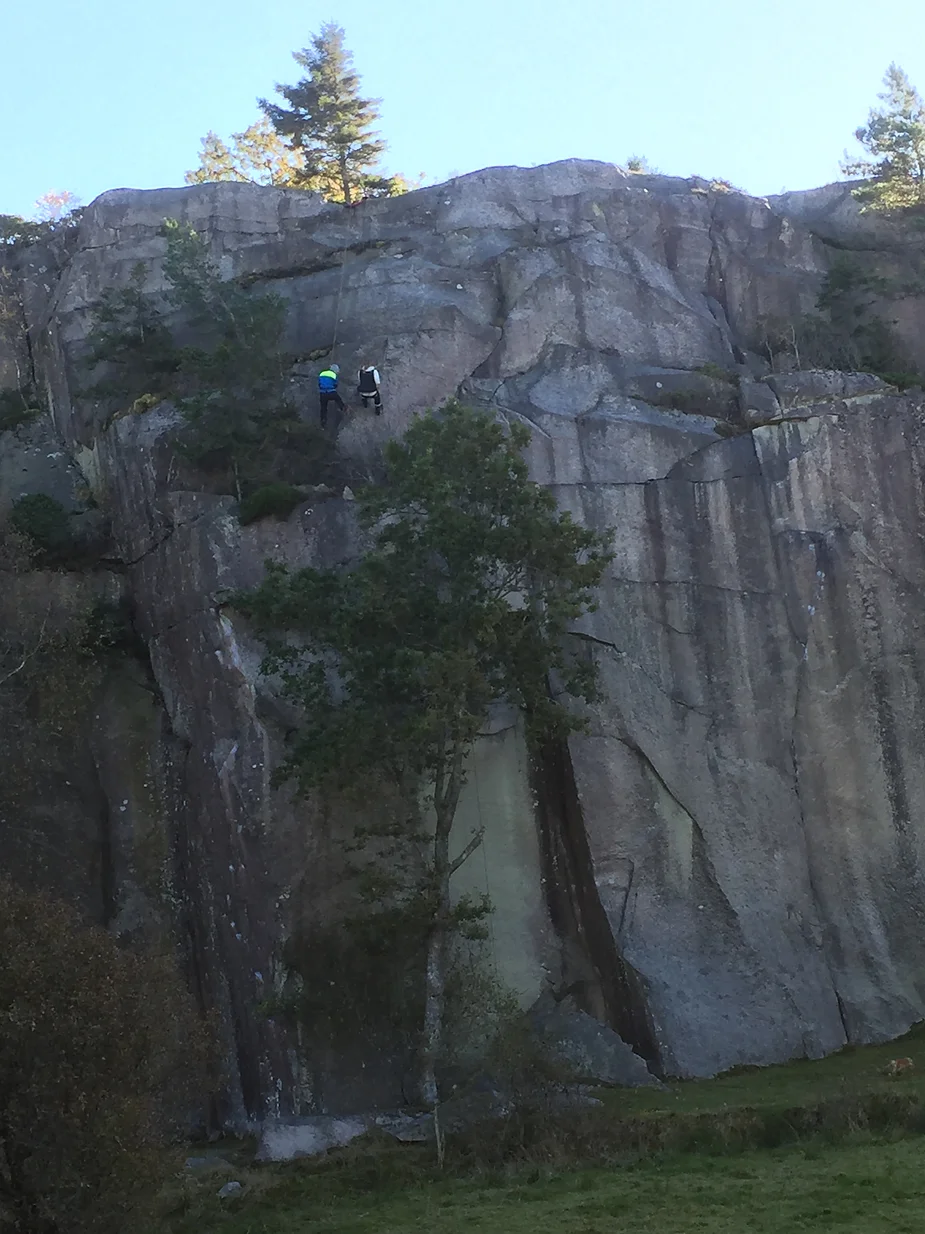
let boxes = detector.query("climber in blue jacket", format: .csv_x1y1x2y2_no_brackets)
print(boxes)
318,364,345,428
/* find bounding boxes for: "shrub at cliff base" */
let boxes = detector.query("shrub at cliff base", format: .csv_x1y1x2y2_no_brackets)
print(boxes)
7,494,72,564
0,877,209,1234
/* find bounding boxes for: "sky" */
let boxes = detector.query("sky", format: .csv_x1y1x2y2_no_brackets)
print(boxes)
2,0,925,218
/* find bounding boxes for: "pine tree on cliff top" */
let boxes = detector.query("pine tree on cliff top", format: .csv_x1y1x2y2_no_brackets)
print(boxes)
844,64,925,210
261,23,389,204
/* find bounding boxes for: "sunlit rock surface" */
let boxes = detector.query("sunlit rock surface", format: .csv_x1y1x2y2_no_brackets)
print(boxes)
5,160,925,1124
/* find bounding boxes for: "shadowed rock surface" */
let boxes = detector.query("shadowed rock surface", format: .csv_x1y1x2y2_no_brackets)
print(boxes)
3,160,925,1126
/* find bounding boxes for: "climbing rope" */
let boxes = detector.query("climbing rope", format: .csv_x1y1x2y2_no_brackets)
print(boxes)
329,200,370,364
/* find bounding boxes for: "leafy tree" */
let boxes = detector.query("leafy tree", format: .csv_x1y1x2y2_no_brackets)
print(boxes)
83,223,342,503
261,23,394,204
159,219,292,497
33,190,81,223
236,403,613,1115
0,876,209,1234
185,118,305,188
843,64,925,210
0,217,43,247
0,191,82,249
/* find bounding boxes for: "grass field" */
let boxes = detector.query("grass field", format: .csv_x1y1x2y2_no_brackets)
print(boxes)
161,1025,925,1234
164,1139,925,1233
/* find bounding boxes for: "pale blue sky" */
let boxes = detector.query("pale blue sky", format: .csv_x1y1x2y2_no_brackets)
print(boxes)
2,0,924,218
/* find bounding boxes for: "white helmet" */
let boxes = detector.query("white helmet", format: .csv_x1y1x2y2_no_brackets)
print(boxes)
331,363,340,373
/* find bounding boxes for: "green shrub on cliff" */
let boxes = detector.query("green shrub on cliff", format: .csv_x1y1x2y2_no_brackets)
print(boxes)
238,481,305,524
0,387,41,433
159,220,295,496
752,253,921,386
85,261,179,406
83,223,341,504
0,877,208,1234
8,493,72,563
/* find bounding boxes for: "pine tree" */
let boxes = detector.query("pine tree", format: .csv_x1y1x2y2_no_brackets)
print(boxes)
843,64,925,211
185,119,305,188
261,23,390,204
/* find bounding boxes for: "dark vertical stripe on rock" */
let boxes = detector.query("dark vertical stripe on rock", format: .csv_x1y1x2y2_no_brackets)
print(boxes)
532,737,660,1068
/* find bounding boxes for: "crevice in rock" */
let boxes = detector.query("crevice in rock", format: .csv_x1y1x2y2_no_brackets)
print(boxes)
616,732,742,936
19,293,39,392
705,200,736,353
238,239,388,285
548,467,784,491
147,602,223,639
532,737,660,1069
833,989,851,1039
789,712,850,1046
96,766,116,927
115,527,175,568
754,447,851,1047
567,630,714,718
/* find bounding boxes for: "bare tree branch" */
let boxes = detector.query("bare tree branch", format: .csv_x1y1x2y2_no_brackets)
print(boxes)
0,613,49,689
448,826,485,878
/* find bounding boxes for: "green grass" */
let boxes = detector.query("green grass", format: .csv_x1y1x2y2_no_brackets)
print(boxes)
609,1022,925,1118
159,1027,925,1233
163,1138,925,1233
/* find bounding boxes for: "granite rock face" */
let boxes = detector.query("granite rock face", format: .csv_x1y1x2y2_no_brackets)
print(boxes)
5,160,925,1124
528,991,662,1087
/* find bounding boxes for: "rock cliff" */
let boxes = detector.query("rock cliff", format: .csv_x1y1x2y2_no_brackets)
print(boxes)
4,161,925,1126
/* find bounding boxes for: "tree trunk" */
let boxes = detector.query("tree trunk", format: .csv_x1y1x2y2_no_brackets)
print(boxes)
418,752,465,1112
339,152,352,206
420,911,447,1112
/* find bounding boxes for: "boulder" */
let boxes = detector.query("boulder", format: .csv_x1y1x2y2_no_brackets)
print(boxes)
739,377,782,426
256,1116,371,1162
766,369,891,409
528,993,662,1088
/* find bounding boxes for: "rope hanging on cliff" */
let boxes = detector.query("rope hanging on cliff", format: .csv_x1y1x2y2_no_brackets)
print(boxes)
329,202,369,362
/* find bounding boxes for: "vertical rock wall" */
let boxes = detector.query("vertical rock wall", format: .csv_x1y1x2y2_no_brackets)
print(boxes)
5,162,925,1120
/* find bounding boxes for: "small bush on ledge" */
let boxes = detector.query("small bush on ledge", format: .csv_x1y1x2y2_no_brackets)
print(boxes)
8,494,73,562
238,482,305,525
0,388,42,434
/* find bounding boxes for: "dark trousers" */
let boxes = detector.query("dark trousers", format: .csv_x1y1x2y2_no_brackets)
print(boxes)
320,390,345,426
360,390,382,413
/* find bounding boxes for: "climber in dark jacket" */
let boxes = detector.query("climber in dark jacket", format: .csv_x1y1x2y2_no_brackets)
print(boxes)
318,364,345,427
357,364,382,413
